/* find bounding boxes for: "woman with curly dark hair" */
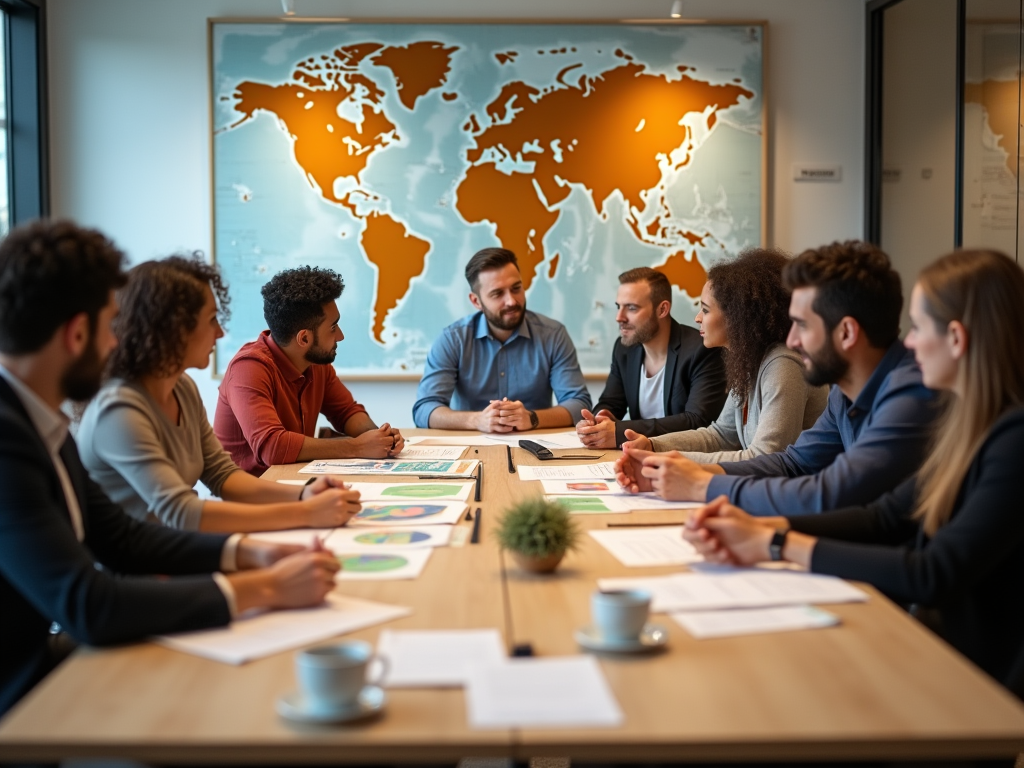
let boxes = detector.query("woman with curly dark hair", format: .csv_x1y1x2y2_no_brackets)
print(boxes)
622,248,828,462
77,254,361,532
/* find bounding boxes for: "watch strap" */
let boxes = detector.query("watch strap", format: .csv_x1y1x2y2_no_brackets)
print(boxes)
769,529,789,562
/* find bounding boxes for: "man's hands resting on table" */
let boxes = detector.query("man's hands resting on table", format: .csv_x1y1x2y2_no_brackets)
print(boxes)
229,536,340,613
576,408,618,448
614,442,723,500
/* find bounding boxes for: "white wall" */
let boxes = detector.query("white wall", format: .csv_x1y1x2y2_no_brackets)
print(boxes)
46,0,867,426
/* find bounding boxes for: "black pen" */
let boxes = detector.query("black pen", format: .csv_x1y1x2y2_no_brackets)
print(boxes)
474,462,483,502
506,445,516,474
470,507,482,543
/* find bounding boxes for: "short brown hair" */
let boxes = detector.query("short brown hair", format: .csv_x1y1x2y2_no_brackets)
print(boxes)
783,240,902,349
108,254,230,380
618,266,671,308
465,247,519,293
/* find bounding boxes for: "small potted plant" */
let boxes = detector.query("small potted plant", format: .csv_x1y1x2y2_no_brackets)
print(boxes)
496,498,581,574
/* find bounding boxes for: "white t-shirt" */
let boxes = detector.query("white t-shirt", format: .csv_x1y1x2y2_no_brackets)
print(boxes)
637,362,666,420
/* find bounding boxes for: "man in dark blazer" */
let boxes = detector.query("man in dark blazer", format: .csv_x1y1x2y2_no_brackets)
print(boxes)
577,267,727,448
0,220,340,715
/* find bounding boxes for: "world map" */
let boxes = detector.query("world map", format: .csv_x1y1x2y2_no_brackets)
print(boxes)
212,23,763,375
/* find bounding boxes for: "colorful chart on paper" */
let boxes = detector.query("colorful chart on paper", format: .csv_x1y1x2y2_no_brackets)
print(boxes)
211,22,764,376
358,503,447,521
337,554,410,572
354,530,432,545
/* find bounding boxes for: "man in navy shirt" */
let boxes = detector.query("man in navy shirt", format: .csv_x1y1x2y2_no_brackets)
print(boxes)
413,247,591,432
616,241,938,516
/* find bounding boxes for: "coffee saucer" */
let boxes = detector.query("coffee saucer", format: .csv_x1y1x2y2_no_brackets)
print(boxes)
276,685,386,724
574,623,669,653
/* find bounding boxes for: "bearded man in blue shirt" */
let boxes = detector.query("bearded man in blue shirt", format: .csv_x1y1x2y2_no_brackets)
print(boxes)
413,247,591,432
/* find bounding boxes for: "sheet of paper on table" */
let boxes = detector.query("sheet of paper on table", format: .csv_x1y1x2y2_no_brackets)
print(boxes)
598,569,868,612
538,480,701,509
275,479,308,486
299,458,479,477
484,431,586,450
335,547,432,580
515,462,618,481
406,435,495,446
155,594,410,665
347,501,466,527
391,445,469,460
345,481,475,502
466,656,623,729
589,526,702,566
329,525,453,550
546,495,631,514
671,605,840,639
243,527,340,547
377,628,506,688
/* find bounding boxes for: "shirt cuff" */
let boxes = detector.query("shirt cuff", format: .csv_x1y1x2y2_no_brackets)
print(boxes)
211,572,238,619
706,474,737,503
220,533,246,572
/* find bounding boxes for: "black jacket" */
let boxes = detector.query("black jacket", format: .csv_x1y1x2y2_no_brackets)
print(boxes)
594,318,728,445
0,377,232,715
790,405,1024,697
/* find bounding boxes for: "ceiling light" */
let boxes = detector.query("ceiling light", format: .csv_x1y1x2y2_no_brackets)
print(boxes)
670,1,683,18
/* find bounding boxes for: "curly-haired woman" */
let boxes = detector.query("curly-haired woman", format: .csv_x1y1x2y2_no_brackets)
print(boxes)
77,255,361,532
623,248,828,463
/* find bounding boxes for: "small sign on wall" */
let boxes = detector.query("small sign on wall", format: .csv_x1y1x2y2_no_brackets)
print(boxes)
792,164,842,182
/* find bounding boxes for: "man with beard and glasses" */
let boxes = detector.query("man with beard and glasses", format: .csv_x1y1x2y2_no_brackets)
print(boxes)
215,266,403,476
575,267,727,448
615,241,939,516
0,220,341,715
413,247,591,431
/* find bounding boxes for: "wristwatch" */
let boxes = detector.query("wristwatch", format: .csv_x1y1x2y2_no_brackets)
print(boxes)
528,409,539,429
768,529,789,562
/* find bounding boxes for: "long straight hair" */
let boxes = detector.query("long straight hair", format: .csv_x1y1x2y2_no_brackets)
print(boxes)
913,250,1024,535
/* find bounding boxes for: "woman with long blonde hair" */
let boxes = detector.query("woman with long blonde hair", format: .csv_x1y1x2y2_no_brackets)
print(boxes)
683,249,1024,697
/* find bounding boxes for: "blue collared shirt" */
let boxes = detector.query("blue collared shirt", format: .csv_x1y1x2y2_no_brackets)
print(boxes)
706,341,938,515
413,310,592,427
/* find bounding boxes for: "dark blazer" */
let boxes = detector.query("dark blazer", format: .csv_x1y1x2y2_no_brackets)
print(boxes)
594,318,728,445
0,377,232,715
789,405,1024,698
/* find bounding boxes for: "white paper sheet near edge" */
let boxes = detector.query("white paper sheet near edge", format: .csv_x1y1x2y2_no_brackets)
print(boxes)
330,525,453,550
377,628,506,687
155,594,410,665
672,605,840,639
392,446,468,460
346,481,474,502
335,548,432,580
547,495,632,514
465,656,623,729
589,526,702,566
348,501,466,527
484,432,586,450
597,569,868,612
406,435,495,446
244,528,340,547
516,462,618,481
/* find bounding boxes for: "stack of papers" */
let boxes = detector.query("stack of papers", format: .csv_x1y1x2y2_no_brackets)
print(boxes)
156,594,410,664
540,479,703,513
671,605,839,639
588,526,702,566
299,458,479,477
515,462,618,481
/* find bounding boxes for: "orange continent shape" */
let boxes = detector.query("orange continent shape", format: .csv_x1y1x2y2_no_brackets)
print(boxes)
965,80,1020,177
455,163,560,290
360,212,431,343
233,81,396,203
371,42,458,110
655,251,707,299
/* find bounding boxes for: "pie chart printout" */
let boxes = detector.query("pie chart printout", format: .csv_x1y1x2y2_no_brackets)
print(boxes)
337,554,410,572
357,503,447,522
354,531,433,546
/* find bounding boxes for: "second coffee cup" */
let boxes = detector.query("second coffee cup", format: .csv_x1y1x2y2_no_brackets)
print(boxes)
591,589,651,642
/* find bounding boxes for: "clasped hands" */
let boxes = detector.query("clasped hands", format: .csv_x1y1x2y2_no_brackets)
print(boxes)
613,434,715,501
348,422,405,458
575,408,618,448
477,397,533,432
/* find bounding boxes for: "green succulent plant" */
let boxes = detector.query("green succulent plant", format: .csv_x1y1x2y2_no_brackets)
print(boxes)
495,497,581,557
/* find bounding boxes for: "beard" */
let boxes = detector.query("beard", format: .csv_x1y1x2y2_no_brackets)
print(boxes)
802,338,849,387
62,339,106,403
619,315,660,347
482,302,525,332
304,330,338,365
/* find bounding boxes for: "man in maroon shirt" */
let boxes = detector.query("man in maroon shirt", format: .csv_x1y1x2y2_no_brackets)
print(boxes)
215,267,404,475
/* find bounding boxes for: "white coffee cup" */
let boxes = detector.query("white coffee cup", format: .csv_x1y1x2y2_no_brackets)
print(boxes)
591,589,651,642
295,640,387,715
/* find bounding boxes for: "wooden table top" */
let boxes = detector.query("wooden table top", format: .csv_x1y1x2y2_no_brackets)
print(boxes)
2,429,1024,764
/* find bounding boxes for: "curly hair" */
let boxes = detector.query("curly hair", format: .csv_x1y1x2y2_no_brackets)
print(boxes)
0,219,127,354
783,240,902,348
261,266,344,345
707,248,793,400
107,253,231,380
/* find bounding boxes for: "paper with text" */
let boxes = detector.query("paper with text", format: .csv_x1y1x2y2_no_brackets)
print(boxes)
589,526,702,566
516,462,618,481
377,628,506,687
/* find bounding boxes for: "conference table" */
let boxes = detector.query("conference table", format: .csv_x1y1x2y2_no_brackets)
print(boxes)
2,430,1024,765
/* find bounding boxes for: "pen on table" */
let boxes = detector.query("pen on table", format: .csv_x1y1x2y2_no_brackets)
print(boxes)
606,521,687,527
506,445,516,474
470,507,482,543
475,462,483,502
